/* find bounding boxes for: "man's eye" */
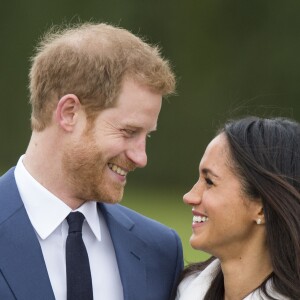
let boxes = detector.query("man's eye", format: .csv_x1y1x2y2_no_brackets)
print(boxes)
121,129,135,136
126,129,135,135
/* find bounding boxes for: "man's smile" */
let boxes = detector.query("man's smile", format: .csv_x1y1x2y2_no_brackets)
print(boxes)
108,163,128,176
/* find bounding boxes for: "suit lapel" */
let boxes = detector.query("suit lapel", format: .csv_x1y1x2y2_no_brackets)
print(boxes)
100,203,147,300
0,168,55,300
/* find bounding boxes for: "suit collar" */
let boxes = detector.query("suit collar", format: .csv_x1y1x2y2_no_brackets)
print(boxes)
0,168,55,300
100,202,135,230
0,169,149,300
100,203,147,300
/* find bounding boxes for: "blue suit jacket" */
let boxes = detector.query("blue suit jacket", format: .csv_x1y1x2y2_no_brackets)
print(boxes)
0,168,183,300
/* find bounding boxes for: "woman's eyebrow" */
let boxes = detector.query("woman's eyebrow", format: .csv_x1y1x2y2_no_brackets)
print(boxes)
201,168,219,178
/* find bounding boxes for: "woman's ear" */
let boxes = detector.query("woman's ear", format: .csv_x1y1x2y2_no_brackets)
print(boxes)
255,205,265,225
55,94,82,131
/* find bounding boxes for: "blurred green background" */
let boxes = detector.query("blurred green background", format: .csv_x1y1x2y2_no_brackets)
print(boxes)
1,0,300,264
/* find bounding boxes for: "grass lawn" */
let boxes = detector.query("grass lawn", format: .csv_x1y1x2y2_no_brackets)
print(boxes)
122,185,210,266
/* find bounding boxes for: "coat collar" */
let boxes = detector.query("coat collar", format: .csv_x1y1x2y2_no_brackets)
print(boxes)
177,258,289,300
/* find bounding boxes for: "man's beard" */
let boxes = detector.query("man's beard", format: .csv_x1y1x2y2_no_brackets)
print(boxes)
61,138,133,204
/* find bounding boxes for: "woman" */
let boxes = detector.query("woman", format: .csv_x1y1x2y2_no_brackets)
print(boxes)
176,117,300,299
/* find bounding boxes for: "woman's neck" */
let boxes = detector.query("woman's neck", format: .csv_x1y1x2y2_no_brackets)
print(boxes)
221,248,272,300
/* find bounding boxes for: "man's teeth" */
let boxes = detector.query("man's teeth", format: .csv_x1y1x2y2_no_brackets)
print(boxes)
108,163,127,176
193,216,209,223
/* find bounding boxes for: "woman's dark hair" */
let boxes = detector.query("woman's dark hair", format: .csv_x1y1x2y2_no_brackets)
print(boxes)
181,117,300,300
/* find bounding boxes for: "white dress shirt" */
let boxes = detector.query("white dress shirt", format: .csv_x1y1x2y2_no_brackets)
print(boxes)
14,156,124,300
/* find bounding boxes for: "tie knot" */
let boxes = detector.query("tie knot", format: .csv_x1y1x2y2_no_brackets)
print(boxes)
67,212,85,233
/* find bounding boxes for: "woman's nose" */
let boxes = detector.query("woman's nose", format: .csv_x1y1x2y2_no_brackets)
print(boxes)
183,181,202,206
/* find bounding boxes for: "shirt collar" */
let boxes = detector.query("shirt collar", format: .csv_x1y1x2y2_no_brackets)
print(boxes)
14,155,101,241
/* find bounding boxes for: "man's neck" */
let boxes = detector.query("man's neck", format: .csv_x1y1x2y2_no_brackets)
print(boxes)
24,131,85,210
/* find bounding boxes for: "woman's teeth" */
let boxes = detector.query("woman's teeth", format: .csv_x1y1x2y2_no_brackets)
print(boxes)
108,163,127,176
193,216,209,223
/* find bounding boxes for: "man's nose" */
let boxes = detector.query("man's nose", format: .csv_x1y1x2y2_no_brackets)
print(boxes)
126,140,148,168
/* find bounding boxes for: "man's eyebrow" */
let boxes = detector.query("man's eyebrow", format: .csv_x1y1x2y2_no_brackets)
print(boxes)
123,123,157,133
123,121,157,131
201,168,219,178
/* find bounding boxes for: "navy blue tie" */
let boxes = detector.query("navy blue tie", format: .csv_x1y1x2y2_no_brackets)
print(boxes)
66,212,93,300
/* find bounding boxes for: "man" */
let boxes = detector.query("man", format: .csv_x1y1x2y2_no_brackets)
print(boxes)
0,23,183,300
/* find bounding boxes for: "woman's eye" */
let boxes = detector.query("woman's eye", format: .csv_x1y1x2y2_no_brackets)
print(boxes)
205,177,214,186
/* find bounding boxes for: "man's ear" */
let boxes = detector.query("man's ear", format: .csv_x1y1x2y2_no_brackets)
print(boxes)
55,94,82,131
